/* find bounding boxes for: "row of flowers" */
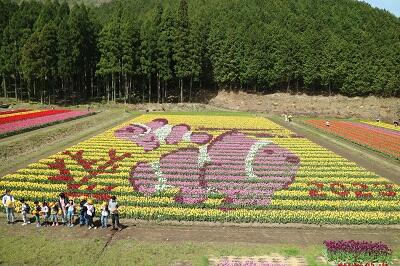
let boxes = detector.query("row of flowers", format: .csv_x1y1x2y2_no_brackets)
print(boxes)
361,120,400,132
304,119,400,159
324,240,392,264
0,109,30,116
1,114,399,224
0,109,94,137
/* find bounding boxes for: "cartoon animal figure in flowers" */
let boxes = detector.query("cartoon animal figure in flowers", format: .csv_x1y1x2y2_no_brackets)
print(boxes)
115,118,300,209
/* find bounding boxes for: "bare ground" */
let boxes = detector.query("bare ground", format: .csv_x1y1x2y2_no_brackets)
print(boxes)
1,217,399,250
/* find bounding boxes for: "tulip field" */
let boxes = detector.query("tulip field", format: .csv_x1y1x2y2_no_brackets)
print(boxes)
1,114,399,224
305,119,400,160
0,109,93,137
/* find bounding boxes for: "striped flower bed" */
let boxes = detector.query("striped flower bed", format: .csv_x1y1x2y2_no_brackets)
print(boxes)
0,109,94,137
0,109,31,115
304,120,400,160
361,120,400,132
1,114,399,224
0,109,71,124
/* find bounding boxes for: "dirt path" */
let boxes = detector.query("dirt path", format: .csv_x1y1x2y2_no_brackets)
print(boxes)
0,110,138,177
267,115,400,183
1,218,399,247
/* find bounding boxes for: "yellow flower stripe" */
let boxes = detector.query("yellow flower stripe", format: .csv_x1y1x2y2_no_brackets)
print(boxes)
361,120,400,132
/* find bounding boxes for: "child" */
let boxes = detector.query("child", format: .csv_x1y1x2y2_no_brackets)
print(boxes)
66,199,75,227
20,199,30,225
33,201,41,227
41,201,49,227
85,199,95,229
79,197,87,226
50,202,59,226
100,202,109,228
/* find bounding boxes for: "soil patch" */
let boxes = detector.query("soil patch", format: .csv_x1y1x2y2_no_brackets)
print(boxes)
210,90,400,122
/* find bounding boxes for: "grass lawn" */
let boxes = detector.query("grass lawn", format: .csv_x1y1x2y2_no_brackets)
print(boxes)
0,225,326,266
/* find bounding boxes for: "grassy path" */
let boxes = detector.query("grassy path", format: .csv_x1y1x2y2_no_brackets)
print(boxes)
268,115,400,183
0,110,138,177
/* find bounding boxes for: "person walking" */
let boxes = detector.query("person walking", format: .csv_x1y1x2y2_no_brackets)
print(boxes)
108,196,122,231
2,190,15,224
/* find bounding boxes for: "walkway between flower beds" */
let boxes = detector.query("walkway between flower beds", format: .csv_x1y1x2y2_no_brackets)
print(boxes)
115,221,400,247
2,217,400,247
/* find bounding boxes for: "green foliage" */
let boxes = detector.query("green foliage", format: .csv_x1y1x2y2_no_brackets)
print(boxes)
1,0,399,103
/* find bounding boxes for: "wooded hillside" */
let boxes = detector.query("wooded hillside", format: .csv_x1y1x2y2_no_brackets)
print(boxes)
1,0,399,104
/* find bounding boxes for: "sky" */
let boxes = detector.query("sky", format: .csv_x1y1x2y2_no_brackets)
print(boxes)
360,0,400,17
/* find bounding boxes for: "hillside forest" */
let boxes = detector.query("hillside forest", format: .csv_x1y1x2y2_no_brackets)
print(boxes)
0,0,399,104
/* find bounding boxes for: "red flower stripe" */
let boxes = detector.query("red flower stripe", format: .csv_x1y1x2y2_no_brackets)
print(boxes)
0,109,71,125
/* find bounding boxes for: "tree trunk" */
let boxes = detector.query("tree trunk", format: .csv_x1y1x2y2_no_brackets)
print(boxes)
142,80,145,104
157,72,161,104
164,80,168,103
112,73,116,102
328,81,332,96
62,79,66,104
180,78,184,103
33,79,36,99
14,74,18,100
27,79,31,102
107,75,110,103
2,75,6,98
124,73,128,104
286,77,290,93
148,75,152,103
189,76,193,103
118,72,121,101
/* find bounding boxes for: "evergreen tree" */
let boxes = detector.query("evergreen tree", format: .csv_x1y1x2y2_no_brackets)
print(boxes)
173,0,190,103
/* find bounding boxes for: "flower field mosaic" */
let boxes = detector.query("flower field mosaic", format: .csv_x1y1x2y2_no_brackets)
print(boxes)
1,114,399,224
305,120,400,160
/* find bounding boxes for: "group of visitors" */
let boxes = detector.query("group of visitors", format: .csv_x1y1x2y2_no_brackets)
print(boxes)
1,190,123,231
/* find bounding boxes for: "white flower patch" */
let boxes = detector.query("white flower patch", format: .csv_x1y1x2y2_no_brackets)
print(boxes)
245,140,271,180
151,161,173,192
153,124,173,144
181,130,192,142
198,144,211,167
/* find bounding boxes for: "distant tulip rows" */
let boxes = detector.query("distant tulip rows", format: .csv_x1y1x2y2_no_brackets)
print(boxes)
0,109,93,137
361,120,400,132
305,120,400,160
1,114,399,224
